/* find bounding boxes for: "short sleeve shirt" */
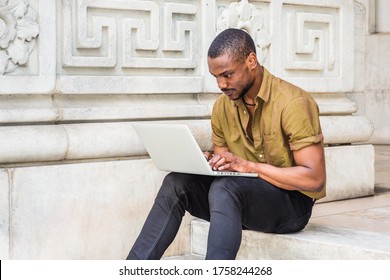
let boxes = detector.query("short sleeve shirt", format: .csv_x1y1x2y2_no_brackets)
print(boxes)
211,68,325,199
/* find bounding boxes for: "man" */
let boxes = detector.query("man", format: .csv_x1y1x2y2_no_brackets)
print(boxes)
127,28,326,260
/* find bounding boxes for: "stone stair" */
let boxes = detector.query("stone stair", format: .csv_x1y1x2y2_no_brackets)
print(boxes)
165,145,390,260
167,195,390,260
189,216,390,260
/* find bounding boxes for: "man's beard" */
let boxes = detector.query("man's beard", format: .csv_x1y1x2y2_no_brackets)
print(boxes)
233,79,254,101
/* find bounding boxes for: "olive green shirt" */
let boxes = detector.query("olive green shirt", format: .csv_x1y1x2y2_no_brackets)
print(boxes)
211,68,326,200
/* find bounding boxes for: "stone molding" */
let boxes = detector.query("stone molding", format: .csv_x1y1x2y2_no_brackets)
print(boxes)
0,92,358,124
0,117,373,165
0,93,217,124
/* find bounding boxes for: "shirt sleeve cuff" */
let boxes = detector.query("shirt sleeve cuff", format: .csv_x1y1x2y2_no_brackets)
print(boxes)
289,134,324,151
211,133,227,147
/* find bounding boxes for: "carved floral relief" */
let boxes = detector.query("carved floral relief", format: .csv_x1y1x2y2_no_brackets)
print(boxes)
217,0,271,63
0,0,39,75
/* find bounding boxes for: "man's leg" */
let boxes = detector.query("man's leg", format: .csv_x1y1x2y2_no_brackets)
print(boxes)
127,173,214,260
206,176,313,260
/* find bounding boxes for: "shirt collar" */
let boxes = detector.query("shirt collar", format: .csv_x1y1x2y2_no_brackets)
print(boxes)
232,67,272,107
257,67,271,103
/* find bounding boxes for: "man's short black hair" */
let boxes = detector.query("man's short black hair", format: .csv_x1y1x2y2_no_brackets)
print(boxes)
208,28,256,63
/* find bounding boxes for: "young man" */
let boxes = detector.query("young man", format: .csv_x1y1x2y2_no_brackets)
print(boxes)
127,28,326,260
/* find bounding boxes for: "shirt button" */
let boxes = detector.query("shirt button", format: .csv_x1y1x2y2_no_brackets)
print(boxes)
259,154,264,158
244,111,247,114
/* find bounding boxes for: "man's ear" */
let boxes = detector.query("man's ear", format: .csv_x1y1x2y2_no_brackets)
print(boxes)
246,52,257,69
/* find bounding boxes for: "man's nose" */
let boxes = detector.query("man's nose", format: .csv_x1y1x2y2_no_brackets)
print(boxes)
216,77,227,89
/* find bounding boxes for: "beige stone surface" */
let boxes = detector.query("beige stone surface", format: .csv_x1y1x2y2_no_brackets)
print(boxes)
320,144,375,203
376,0,390,33
6,160,170,259
0,170,9,259
363,33,390,144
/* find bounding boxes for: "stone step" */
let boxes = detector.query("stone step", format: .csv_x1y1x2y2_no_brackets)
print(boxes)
189,219,390,260
164,254,204,260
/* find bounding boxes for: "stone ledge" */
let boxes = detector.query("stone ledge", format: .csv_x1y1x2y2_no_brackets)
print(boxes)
322,144,375,203
320,116,373,144
0,117,373,164
0,93,216,124
0,93,362,124
191,219,390,260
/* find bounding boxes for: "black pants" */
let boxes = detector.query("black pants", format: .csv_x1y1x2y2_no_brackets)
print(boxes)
127,172,313,260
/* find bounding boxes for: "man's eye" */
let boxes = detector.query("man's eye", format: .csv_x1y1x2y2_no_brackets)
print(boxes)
225,73,232,78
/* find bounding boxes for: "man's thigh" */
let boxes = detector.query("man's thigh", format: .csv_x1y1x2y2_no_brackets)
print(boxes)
160,172,215,221
210,176,313,233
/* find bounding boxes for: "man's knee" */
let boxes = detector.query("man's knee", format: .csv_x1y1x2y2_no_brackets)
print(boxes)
159,172,187,196
208,178,242,203
159,172,206,197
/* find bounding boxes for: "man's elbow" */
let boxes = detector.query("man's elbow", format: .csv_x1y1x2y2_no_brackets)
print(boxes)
311,176,326,193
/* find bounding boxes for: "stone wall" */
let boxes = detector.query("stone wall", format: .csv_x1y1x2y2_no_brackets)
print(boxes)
349,0,390,144
0,0,376,259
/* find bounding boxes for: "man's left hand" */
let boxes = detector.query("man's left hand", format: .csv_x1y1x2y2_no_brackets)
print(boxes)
209,152,252,173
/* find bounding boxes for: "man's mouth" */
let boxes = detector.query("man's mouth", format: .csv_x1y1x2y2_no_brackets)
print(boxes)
222,89,235,95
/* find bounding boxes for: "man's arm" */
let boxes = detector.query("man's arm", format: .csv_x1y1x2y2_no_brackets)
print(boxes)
209,143,326,193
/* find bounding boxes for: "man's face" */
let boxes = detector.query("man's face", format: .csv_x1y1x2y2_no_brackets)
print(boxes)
208,53,253,101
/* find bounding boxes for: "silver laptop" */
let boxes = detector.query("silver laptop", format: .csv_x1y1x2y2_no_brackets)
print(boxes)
133,123,258,177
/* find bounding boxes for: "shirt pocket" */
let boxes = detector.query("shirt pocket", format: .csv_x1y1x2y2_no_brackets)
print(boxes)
263,134,286,166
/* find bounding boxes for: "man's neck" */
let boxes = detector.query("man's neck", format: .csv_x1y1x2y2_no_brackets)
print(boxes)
245,66,264,103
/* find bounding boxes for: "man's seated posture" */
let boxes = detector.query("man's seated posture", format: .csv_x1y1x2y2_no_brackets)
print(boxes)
127,28,326,260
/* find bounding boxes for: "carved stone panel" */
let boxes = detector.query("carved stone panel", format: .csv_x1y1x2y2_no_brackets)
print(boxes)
204,0,355,93
62,0,198,69
0,0,55,94
59,0,202,94
0,0,358,95
270,0,354,92
203,0,271,93
216,0,271,64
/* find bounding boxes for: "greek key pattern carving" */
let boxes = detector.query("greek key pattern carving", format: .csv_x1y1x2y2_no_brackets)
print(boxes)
62,0,198,69
283,4,338,75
